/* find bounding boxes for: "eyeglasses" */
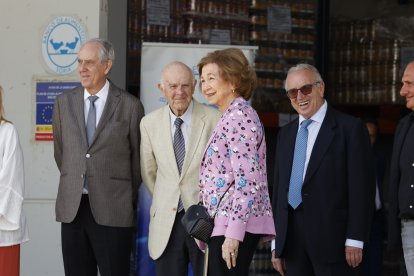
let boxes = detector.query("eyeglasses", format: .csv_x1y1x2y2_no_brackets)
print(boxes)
286,82,320,99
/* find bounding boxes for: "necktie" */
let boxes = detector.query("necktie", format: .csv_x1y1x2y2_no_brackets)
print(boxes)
173,118,185,212
84,95,98,192
288,119,313,209
86,96,98,146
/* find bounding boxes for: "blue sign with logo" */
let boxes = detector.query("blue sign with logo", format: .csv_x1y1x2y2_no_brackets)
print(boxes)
41,16,87,75
35,81,79,125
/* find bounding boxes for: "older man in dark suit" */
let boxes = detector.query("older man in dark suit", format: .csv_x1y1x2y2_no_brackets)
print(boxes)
52,38,144,276
271,63,375,276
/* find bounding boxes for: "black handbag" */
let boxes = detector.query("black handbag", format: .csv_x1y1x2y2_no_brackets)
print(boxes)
181,184,234,243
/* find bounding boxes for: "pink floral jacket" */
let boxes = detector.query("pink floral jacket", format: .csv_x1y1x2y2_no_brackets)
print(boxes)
199,97,275,242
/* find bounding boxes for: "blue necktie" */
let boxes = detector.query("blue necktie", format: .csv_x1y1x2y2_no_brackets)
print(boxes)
173,118,185,212
288,119,313,209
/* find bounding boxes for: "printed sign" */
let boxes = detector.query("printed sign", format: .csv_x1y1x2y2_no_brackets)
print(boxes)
268,5,292,33
147,0,170,26
41,16,87,75
35,81,80,141
210,29,231,45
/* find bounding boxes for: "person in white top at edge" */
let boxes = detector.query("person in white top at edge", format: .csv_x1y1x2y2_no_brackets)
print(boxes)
0,84,29,276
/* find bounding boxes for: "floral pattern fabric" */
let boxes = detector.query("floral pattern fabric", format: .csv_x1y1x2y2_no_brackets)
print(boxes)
199,97,275,241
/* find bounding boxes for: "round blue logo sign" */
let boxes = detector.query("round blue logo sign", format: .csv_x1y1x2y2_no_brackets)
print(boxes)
42,16,87,75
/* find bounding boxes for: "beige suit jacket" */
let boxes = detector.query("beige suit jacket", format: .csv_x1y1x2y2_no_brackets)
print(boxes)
140,100,220,259
53,82,144,227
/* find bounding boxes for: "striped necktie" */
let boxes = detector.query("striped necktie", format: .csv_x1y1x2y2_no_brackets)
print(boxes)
173,117,185,212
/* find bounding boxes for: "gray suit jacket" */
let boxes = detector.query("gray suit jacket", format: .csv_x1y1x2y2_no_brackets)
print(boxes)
140,100,220,259
53,82,144,227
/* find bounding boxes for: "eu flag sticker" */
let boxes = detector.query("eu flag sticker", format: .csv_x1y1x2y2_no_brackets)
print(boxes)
36,103,54,125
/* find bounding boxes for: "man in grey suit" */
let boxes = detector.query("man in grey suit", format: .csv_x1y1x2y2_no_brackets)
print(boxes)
140,61,220,276
52,38,144,276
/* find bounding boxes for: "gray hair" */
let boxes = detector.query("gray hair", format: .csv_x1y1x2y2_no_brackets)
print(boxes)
81,38,115,64
284,63,323,90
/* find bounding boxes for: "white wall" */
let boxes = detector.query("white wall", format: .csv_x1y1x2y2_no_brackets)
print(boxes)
0,1,102,275
107,0,128,89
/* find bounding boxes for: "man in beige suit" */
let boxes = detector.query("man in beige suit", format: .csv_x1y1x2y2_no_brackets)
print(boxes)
53,38,144,276
140,61,220,276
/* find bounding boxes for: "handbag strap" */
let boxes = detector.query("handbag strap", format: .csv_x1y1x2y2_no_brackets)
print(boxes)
212,183,235,218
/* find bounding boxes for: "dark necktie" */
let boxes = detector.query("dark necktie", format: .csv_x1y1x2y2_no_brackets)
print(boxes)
288,119,313,209
86,95,98,146
173,118,185,212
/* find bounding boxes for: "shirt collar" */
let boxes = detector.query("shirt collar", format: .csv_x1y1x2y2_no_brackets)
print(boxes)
169,100,194,126
83,80,109,101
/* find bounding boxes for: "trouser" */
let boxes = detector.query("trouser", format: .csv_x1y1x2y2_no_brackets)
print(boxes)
401,219,414,276
284,205,359,276
0,244,20,276
155,211,204,276
207,232,260,276
61,195,133,276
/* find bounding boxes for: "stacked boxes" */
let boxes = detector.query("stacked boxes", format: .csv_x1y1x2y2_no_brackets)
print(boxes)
329,19,404,105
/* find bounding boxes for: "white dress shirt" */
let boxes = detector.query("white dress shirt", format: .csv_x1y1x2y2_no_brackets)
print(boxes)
83,80,109,127
168,100,194,149
82,80,109,194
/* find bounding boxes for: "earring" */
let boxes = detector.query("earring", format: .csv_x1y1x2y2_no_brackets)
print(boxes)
232,89,235,93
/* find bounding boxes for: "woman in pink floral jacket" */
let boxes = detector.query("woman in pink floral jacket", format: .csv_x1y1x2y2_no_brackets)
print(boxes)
198,48,275,276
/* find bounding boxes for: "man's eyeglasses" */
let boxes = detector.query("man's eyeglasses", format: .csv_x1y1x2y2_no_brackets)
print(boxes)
286,82,320,99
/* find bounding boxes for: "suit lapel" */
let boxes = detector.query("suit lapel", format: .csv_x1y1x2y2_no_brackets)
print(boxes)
71,87,88,147
283,120,299,186
90,83,121,147
180,101,205,178
303,106,336,184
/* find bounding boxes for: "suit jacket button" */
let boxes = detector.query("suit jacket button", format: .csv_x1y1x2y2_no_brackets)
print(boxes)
86,153,91,158
303,193,308,196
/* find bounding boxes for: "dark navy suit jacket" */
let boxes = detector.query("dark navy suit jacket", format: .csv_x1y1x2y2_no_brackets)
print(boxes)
272,105,376,263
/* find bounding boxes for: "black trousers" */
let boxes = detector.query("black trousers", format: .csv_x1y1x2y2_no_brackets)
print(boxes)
361,209,385,276
207,232,260,276
285,205,359,276
155,211,204,276
61,195,133,276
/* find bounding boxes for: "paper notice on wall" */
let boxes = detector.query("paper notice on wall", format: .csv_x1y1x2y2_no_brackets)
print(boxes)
210,29,231,45
147,0,170,26
268,5,291,33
